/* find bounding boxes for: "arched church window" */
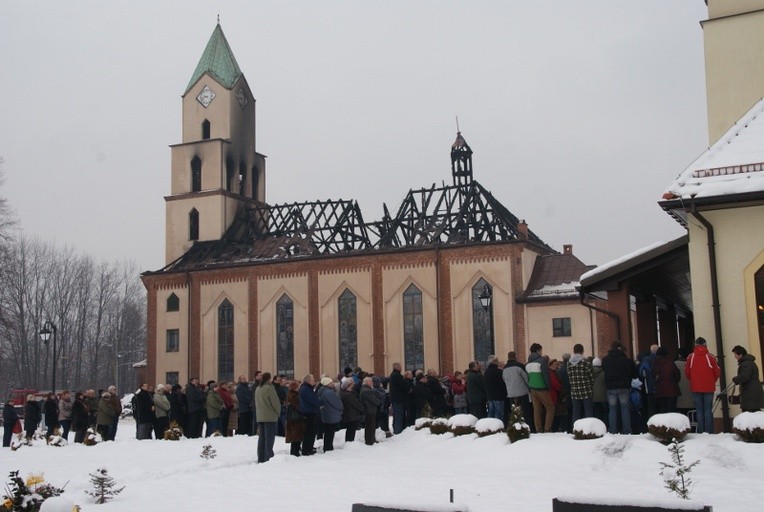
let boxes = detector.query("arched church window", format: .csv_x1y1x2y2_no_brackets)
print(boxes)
166,293,180,312
218,299,234,382
472,279,494,364
276,294,294,378
338,289,357,371
202,120,210,140
403,284,424,371
189,208,199,241
191,156,202,192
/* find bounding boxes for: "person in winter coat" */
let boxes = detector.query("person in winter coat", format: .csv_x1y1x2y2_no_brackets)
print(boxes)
503,352,532,428
85,389,98,429
340,379,364,442
685,337,721,433
217,383,233,437
317,377,343,451
169,384,187,432
602,341,636,434
466,361,487,418
107,386,122,441
732,345,764,412
285,381,305,456
526,344,555,433
484,355,507,421
236,375,253,436
96,391,117,441
548,359,566,432
153,384,171,439
414,372,435,418
451,372,468,414
653,347,681,413
23,395,41,440
57,390,73,440
675,348,695,416
592,358,608,424
255,373,281,463
360,376,381,445
184,378,206,438
71,392,89,443
3,399,20,447
388,363,409,434
299,374,321,456
43,393,58,438
205,384,224,437
372,376,392,437
134,383,156,440
567,344,594,422
425,369,447,417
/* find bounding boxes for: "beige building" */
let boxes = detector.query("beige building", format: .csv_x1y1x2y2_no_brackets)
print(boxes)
141,24,609,386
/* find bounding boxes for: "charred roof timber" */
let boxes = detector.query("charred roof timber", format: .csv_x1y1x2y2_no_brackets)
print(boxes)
156,133,554,272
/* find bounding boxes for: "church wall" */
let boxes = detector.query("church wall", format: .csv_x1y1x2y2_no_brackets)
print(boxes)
317,269,373,377
170,140,228,195
154,285,190,385
688,204,764,382
525,301,595,361
449,257,514,372
703,7,764,143
183,77,232,142
257,273,310,378
382,262,439,372
198,278,249,382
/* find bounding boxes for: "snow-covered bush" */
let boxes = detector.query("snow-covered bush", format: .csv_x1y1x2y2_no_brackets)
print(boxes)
428,418,450,435
572,417,606,440
414,417,433,431
86,468,124,504
732,411,764,443
448,414,477,436
475,418,504,437
659,438,699,500
647,413,691,443
506,404,530,443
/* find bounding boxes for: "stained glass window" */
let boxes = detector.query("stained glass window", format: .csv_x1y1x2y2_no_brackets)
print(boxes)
472,279,494,364
218,299,234,382
403,284,424,371
338,289,357,371
276,294,294,378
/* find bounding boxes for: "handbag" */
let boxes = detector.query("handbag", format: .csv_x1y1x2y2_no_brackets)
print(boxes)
286,404,304,422
728,384,741,405
12,420,22,434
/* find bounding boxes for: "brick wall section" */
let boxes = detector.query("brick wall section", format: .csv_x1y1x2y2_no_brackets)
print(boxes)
511,246,527,362
437,250,454,375
248,272,258,376
371,262,385,375
308,269,319,376
593,296,616,358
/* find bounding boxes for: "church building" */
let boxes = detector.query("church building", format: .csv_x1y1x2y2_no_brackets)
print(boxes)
141,24,610,386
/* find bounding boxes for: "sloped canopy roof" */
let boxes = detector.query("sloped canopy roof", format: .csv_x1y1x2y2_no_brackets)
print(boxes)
661,98,764,223
185,23,243,94
518,251,594,303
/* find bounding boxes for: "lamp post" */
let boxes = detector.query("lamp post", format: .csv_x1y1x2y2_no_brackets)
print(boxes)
39,321,58,395
478,284,494,356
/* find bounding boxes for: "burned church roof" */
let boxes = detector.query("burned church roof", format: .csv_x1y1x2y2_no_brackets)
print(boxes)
157,134,555,272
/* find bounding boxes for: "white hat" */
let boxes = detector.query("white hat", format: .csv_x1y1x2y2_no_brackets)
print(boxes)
592,357,602,367
320,377,333,387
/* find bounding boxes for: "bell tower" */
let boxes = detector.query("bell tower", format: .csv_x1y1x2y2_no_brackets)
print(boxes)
451,131,473,186
164,23,267,264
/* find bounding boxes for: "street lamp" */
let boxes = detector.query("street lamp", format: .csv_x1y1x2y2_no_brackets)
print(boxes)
39,321,58,395
478,284,494,357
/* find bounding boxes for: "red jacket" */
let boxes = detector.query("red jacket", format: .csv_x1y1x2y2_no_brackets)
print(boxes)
685,345,721,393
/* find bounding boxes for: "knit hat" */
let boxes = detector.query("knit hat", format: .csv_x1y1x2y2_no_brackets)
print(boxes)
695,337,707,346
320,377,333,387
592,357,602,367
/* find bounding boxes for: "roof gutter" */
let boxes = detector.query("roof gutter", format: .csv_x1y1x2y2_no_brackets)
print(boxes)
690,205,731,432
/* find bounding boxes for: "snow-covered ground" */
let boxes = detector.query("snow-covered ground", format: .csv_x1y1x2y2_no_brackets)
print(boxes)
2,417,762,512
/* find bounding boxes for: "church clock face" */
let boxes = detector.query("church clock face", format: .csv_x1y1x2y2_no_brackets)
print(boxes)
236,88,248,109
196,85,215,108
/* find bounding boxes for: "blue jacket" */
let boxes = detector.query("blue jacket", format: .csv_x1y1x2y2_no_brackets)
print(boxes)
236,381,252,413
299,382,321,415
317,385,343,424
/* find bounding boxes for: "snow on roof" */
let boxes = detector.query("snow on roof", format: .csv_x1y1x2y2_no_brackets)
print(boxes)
663,98,764,200
525,282,580,298
580,240,668,283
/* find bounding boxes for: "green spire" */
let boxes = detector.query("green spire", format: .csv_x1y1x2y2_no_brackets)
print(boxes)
185,23,243,94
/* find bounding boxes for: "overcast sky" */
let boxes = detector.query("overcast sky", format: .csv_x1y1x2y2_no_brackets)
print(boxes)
0,1,710,273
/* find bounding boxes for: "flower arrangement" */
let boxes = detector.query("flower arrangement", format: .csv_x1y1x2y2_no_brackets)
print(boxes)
2,470,64,511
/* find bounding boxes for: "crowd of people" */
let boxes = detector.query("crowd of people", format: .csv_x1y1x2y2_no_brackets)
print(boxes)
3,338,762,455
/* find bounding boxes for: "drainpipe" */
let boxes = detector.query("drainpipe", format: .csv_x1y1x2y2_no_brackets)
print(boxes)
691,206,731,431
186,270,192,385
579,290,621,353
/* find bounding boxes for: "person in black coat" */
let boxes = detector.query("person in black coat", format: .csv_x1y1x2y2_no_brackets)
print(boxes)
169,384,187,430
43,393,58,437
466,362,487,419
414,373,435,418
484,355,507,421
388,363,409,434
3,400,20,447
602,341,637,434
71,392,89,443
134,384,155,440
359,377,381,445
184,378,206,438
426,369,447,417
340,380,364,442
23,396,41,440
